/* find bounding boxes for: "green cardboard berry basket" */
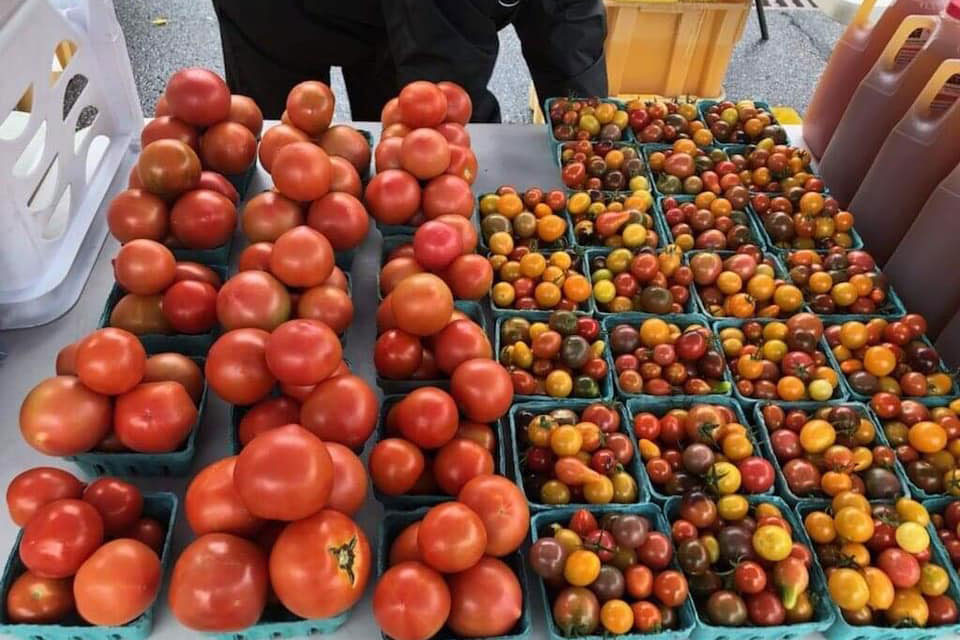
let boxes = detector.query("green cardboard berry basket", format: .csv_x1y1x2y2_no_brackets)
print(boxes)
655,194,768,251
555,141,645,191
642,143,749,200
665,493,835,640
376,507,531,640
686,249,794,319
543,96,634,157
795,498,960,640
508,399,647,511
477,193,576,252
209,605,350,640
751,400,911,505
625,394,770,504
565,188,667,251
694,100,788,147
0,492,178,640
490,249,596,319
530,503,697,640
752,202,865,253
586,247,698,317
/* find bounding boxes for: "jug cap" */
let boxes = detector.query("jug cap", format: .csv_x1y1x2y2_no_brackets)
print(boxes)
948,0,960,20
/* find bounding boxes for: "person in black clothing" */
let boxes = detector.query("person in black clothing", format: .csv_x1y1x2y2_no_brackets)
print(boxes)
211,0,608,123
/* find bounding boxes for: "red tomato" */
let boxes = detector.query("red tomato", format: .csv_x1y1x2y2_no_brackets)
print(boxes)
364,169,421,225
237,243,273,272
392,273,454,336
381,97,401,126
107,189,168,243
5,571,74,623
448,557,522,637
75,328,146,395
324,442,367,516
443,254,494,300
438,81,472,124
172,261,222,288
401,128,450,180
285,81,335,135
653,569,689,607
199,121,257,175
299,374,378,449
435,122,470,147
375,329,424,379
370,438,426,496
258,124,309,173
81,477,143,536
170,189,237,249
375,136,404,172
458,474,530,556
306,192,370,251
373,561,450,640
114,238,176,295
227,94,263,136
161,280,218,334
241,191,303,243
432,320,490,375
122,517,166,554
269,510,371,618
164,67,230,126
389,521,422,566
318,125,371,175
329,155,363,197
140,115,198,151
234,424,333,521
413,219,463,271
73,539,162,625
19,376,112,456
265,319,342,386
451,358,513,422
216,270,291,331
137,139,201,198
297,285,354,335
380,257,424,295
237,396,300,447
205,329,276,405
398,81,447,128
435,214,478,253
19,499,104,578
270,225,335,288
6,467,83,527
197,171,239,203
271,142,332,202
114,381,197,452
418,502,487,573
185,456,263,536
433,439,494,496
738,456,776,493
168,533,268,631
446,144,478,184
395,387,459,449
422,175,473,219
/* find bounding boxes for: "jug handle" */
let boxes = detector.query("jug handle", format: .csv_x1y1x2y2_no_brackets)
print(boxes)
877,15,939,69
852,0,879,27
914,58,960,115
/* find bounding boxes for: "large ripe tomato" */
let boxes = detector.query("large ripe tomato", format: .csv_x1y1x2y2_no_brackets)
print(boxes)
306,192,369,251
422,175,473,219
438,81,472,124
458,474,530,556
380,257,424,295
329,155,362,197
443,254,494,300
75,328,146,395
173,261,223,288
165,67,230,126
271,142,332,202
20,499,104,578
216,270,291,331
5,571,74,623
55,341,79,375
375,137,403,172
451,358,513,422
395,387,459,449
418,502,487,573
237,243,273,272
435,122,470,147
185,456,263,536
324,443,367,516
170,189,237,250
161,280,218,334
197,171,239,203
300,374,378,449
433,439,493,495
392,274,454,336
401,128,451,180
234,424,333,521
114,238,176,295
107,189,168,242
140,115,199,151
227,94,263,136
6,467,83,527
447,557,522,637
375,329,423,379
168,533,268,631
389,522,422,566
374,561,450,640
258,124,309,173
446,144,478,184
318,125,371,175
270,226,335,288
369,438,426,496
269,510,371,618
413,220,463,272
205,329,275,405
81,477,143,536
200,122,257,175
398,81,447,128
433,319,492,374
19,376,112,456
241,191,303,242
137,139,201,198
364,169,421,225
297,285,354,335
114,381,197,452
285,81,335,135
381,97,401,125
237,396,300,447
73,539,161,625
143,352,204,403
435,214,478,253
264,319,341,386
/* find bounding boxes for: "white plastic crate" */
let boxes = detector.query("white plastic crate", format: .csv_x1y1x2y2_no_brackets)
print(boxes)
0,0,142,328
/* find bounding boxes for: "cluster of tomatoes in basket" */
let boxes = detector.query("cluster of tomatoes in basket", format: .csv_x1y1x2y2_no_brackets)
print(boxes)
4,469,165,626
590,246,692,314
661,192,760,251
479,186,569,249
489,250,590,312
549,97,630,142
628,99,714,147
566,188,659,247
752,190,856,251
514,403,639,506
702,100,787,144
529,509,690,634
560,141,648,192
786,248,892,315
692,250,805,318
648,144,751,197
733,144,820,194
632,402,775,496
932,501,960,570
804,495,959,627
380,229,492,303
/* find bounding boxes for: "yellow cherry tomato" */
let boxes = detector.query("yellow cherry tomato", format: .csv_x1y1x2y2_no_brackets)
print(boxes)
828,568,870,610
600,599,634,634
804,511,836,544
564,550,601,586
834,506,874,543
895,522,929,554
840,542,870,568
753,524,792,561
551,424,583,456
862,566,895,610
717,494,749,521
711,461,741,495
584,476,614,504
896,498,931,526
885,588,928,627
919,563,949,596
832,491,871,514
800,419,836,454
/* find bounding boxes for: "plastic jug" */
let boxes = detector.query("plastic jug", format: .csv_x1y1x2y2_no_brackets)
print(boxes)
820,3,960,206
935,304,960,366
803,0,949,158
884,162,960,336
848,58,960,264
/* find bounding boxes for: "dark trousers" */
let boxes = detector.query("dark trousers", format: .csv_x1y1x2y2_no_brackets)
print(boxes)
212,0,608,123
